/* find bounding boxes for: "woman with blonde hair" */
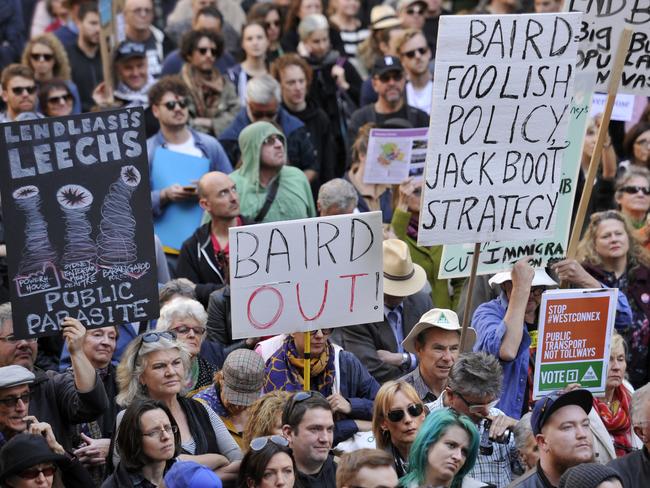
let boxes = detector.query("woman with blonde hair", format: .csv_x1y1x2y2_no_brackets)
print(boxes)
577,210,650,388
242,391,292,450
21,33,81,113
615,167,650,229
372,381,426,478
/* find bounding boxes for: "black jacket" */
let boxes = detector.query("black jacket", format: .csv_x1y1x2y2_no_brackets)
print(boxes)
347,103,430,148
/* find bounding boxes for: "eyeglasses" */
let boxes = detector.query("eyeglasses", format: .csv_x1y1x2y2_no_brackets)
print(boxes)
11,85,37,96
132,331,177,370
405,6,425,15
264,20,281,29
453,391,499,414
378,71,403,83
386,403,424,422
161,99,189,111
619,185,650,195
262,133,284,145
253,110,279,120
17,465,56,480
47,94,72,105
171,325,206,336
129,7,152,16
250,435,289,451
142,424,178,438
197,47,218,56
0,335,37,344
0,391,31,408
30,53,54,62
634,138,650,148
402,47,428,59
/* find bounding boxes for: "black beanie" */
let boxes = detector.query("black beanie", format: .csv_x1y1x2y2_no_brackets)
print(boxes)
558,463,623,488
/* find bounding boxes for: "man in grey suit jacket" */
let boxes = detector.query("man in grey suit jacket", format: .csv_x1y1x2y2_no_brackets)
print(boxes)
339,239,433,383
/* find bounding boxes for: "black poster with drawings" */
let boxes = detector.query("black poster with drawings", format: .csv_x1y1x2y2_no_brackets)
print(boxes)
0,108,159,339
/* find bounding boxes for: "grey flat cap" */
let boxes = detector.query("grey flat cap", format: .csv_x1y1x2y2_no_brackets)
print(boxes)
0,365,35,389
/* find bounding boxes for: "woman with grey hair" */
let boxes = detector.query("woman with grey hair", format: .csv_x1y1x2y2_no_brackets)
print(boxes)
317,178,358,215
155,296,217,395
114,331,242,480
513,412,538,470
615,166,650,229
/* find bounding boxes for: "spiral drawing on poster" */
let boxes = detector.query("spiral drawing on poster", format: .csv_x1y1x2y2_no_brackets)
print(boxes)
97,165,141,266
12,185,58,274
56,184,96,265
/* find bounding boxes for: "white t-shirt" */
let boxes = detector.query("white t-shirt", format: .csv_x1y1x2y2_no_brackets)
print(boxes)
406,80,433,115
166,133,204,158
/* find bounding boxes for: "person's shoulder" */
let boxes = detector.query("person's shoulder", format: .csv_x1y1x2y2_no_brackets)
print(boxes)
506,467,541,488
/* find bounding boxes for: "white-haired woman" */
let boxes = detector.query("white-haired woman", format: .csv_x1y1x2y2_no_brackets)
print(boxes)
113,332,242,481
155,296,218,396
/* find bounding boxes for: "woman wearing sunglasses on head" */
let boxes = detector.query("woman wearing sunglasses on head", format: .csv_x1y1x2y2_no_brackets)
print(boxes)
113,331,242,481
38,79,74,118
401,409,483,488
102,400,179,488
21,33,81,114
372,381,426,477
576,210,650,389
237,435,297,488
155,296,218,396
262,328,380,445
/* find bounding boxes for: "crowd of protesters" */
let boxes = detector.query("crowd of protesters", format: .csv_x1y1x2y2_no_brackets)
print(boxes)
0,0,649,487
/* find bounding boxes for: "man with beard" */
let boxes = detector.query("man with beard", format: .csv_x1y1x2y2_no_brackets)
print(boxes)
396,29,432,115
0,65,38,122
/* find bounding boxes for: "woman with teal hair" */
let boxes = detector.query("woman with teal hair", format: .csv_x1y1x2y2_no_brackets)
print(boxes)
401,409,484,488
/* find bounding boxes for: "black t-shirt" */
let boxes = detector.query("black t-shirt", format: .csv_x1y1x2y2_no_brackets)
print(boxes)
296,455,337,488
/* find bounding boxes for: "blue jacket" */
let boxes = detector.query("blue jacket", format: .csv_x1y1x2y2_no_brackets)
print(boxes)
147,128,233,216
473,290,632,419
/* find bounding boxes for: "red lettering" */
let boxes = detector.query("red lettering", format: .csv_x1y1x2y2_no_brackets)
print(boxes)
247,285,284,329
339,273,368,312
296,280,329,321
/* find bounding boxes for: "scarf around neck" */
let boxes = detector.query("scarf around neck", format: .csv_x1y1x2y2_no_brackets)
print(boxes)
594,384,633,457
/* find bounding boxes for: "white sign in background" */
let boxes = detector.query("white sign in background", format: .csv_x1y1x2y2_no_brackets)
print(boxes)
418,13,582,246
590,92,635,122
229,212,384,339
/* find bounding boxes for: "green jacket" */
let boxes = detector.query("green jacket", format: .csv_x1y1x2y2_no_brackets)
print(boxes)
391,208,464,309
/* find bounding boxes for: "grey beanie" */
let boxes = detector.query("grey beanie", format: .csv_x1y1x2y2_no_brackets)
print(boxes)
558,463,623,488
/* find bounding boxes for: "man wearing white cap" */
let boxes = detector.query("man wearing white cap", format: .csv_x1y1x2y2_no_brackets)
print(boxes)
472,258,632,419
400,308,475,403
340,239,432,383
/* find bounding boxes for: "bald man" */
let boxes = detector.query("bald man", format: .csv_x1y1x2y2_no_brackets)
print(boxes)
176,171,245,305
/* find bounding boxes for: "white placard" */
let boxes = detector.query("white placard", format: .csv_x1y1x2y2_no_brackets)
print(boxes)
229,212,384,339
363,128,428,184
590,93,635,122
418,13,582,246
568,0,650,96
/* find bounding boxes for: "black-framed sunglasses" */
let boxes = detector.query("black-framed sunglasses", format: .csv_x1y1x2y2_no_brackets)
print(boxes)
264,19,281,29
47,94,73,105
250,435,289,451
253,110,279,120
405,6,425,15
619,185,650,195
11,85,37,96
0,391,31,408
161,99,189,111
402,47,428,59
386,403,424,422
378,71,403,83
17,465,56,480
30,53,54,62
197,47,218,56
132,331,177,370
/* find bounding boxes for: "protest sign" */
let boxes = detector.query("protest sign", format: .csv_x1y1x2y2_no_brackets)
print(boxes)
568,0,650,95
533,288,617,398
229,212,383,339
363,128,428,184
0,108,160,339
590,92,635,122
151,148,209,252
439,69,595,278
417,13,582,246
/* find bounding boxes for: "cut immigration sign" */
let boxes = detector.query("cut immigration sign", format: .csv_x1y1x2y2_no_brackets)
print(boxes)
533,288,617,398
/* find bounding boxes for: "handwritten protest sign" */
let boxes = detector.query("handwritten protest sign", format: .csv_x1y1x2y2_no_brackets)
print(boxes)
439,69,595,278
0,108,160,339
417,13,582,246
568,0,650,95
151,148,209,252
229,212,383,339
533,288,617,398
363,128,428,184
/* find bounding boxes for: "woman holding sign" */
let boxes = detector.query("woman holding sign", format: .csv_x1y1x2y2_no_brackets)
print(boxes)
577,210,650,388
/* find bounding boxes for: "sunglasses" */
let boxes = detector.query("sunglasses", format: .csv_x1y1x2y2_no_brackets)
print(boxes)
253,110,278,120
286,391,325,418
161,99,189,111
250,435,289,451
620,185,650,195
171,325,206,336
378,71,403,83
30,53,54,62
197,47,218,56
47,94,72,105
309,329,332,336
17,465,56,480
132,331,177,370
406,6,424,15
402,47,428,59
264,20,281,29
11,85,37,96
0,391,31,407
453,391,499,414
262,133,284,145
386,403,424,422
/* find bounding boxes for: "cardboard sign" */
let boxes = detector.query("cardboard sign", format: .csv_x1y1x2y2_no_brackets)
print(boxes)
417,13,582,246
590,93,636,122
363,128,428,184
567,0,650,95
0,108,160,339
438,69,596,278
151,148,209,252
533,288,617,398
229,212,383,339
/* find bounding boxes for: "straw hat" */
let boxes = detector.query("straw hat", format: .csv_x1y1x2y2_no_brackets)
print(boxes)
488,269,558,288
383,239,427,297
402,308,476,354
370,5,402,30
